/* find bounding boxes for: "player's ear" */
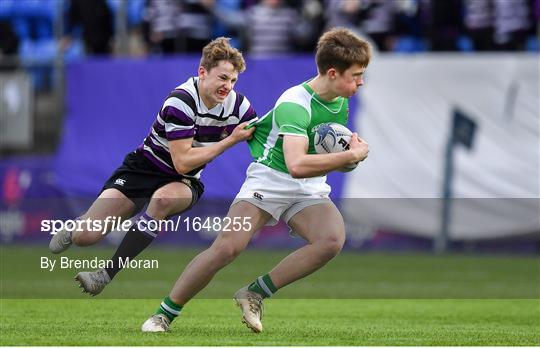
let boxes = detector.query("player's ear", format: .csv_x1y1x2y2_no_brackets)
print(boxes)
198,66,207,79
327,68,337,80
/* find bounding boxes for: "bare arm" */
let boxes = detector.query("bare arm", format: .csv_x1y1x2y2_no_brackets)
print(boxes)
283,134,369,178
170,121,254,175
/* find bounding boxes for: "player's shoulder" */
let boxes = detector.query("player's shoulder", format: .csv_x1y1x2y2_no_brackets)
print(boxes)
173,77,197,99
229,89,252,106
221,88,241,111
164,78,197,112
276,84,311,110
224,89,254,118
225,88,239,104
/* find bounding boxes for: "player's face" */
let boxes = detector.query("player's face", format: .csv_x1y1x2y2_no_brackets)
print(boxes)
198,61,239,108
332,64,366,98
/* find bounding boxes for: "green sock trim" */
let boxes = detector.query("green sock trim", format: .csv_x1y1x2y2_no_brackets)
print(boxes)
163,296,183,311
156,307,174,321
262,274,278,293
155,296,183,322
248,281,267,298
248,274,278,298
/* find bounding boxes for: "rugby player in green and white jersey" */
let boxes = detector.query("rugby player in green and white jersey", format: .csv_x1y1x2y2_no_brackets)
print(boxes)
141,27,371,333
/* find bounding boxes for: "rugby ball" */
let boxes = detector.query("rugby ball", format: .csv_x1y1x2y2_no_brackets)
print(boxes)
312,122,358,172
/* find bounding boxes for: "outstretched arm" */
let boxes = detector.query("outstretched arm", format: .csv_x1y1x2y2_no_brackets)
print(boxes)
170,121,254,175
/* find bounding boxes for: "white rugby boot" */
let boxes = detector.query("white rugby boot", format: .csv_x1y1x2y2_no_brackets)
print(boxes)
141,314,171,332
48,227,72,254
74,268,111,296
234,286,264,333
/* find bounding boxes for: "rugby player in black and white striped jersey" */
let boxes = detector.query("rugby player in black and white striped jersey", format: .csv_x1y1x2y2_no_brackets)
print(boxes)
49,37,257,296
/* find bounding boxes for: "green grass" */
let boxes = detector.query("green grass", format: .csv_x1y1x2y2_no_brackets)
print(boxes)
1,246,538,299
0,246,539,345
1,299,539,345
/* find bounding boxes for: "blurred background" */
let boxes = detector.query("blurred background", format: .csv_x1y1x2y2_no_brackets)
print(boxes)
0,0,539,259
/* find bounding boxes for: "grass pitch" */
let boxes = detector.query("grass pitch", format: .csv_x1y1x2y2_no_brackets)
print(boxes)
1,245,539,345
1,299,538,345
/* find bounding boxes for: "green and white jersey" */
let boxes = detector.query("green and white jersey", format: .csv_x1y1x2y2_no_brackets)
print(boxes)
248,82,349,174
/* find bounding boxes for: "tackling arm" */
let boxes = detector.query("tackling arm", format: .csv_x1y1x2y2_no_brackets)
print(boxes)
169,121,255,175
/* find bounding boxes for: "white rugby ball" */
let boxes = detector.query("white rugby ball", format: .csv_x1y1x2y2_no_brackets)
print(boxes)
312,122,358,172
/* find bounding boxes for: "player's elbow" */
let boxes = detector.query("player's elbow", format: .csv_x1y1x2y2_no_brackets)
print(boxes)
287,163,305,179
284,149,310,178
173,161,191,175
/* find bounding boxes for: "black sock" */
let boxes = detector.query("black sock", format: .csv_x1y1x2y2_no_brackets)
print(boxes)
104,212,158,280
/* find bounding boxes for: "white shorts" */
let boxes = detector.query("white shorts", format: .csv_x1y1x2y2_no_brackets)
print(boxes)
234,162,333,227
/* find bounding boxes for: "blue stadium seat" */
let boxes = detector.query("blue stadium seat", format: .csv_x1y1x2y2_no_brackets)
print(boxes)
0,0,16,19
21,37,85,63
0,0,56,19
39,0,58,20
19,38,56,64
11,18,31,39
394,36,427,53
18,39,34,59
106,0,145,27
107,0,121,14
128,0,144,26
12,0,54,18
526,36,539,52
457,36,474,52
35,17,53,39
18,38,56,91
213,0,242,47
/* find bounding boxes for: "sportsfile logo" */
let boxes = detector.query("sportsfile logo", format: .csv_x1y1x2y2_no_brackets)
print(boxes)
41,216,253,235
42,217,138,235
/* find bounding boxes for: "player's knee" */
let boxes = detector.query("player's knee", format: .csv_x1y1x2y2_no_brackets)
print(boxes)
318,233,345,258
211,240,243,265
151,196,177,215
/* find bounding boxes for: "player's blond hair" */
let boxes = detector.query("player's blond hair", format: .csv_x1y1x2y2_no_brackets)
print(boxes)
316,28,371,74
200,37,246,73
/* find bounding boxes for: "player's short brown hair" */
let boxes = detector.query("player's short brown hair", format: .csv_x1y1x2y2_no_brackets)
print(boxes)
316,28,371,74
200,37,246,73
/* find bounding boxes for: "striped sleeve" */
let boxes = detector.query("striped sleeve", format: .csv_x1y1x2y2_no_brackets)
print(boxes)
162,90,196,141
237,94,257,122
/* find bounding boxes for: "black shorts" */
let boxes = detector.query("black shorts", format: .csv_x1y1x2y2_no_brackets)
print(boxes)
101,150,204,214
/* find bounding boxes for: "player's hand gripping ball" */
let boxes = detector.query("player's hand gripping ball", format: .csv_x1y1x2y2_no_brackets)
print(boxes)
312,122,358,172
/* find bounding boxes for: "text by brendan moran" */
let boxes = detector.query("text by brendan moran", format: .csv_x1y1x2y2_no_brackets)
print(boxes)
40,256,159,271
